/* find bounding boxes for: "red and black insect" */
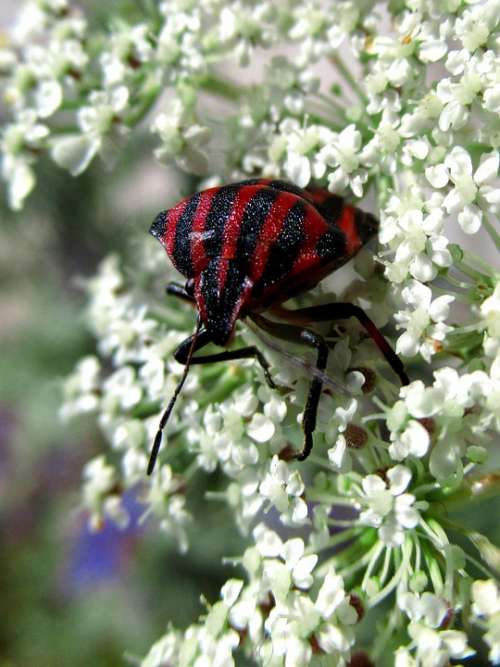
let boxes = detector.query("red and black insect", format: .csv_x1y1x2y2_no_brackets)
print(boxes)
147,178,409,474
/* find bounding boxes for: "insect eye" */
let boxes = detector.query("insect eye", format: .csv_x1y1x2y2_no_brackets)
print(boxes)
185,278,194,296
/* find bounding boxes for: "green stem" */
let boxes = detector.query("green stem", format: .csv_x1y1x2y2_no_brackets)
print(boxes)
199,73,244,101
483,215,500,249
314,91,349,119
418,531,445,593
379,544,393,586
431,284,470,304
130,400,161,419
361,541,385,590
124,80,162,126
463,552,498,580
307,110,344,131
368,538,412,608
462,249,497,277
338,540,382,579
412,482,440,497
371,608,401,662
205,491,228,501
314,527,364,559
330,53,367,103
197,367,247,407
306,489,358,506
327,518,358,528
183,459,200,483
455,260,487,282
444,273,473,290
149,306,191,329
50,125,80,135
305,453,338,473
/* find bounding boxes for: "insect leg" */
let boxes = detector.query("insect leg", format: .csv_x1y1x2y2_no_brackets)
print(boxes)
166,281,195,303
297,329,329,461
250,313,329,461
174,337,276,389
276,302,409,386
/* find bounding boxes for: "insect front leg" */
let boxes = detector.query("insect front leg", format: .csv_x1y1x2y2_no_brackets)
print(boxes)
174,331,276,389
166,280,195,304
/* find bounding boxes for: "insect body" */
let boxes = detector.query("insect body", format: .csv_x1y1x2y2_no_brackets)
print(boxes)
148,179,408,474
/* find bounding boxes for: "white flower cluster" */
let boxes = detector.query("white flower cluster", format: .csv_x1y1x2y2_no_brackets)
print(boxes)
3,0,500,665
472,580,500,664
142,523,357,667
396,591,474,667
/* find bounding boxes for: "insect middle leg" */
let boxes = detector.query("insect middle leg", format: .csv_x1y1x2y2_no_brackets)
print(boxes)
273,302,409,386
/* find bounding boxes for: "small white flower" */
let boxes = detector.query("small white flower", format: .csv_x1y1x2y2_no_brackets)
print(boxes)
1,110,49,209
52,86,129,175
481,282,500,338
253,523,283,558
145,464,192,552
35,79,63,118
248,413,275,443
428,147,500,234
408,622,474,666
60,355,101,419
472,579,500,664
399,592,449,628
101,366,142,414
262,537,317,604
152,98,211,175
272,118,333,188
395,281,454,361
358,465,421,547
389,419,431,461
321,124,368,197
472,579,500,618
81,455,128,530
141,632,180,667
259,456,309,525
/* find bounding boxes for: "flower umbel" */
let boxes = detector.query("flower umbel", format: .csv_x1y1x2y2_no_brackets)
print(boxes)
3,0,500,665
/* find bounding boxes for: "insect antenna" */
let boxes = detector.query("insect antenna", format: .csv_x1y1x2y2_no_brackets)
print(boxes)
147,315,202,475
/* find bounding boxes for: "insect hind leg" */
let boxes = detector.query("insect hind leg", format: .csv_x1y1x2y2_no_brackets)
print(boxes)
296,329,329,461
276,302,409,386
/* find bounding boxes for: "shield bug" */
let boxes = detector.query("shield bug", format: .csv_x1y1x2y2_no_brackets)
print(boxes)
147,179,409,474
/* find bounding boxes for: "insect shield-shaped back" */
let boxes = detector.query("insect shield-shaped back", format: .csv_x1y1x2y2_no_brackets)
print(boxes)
150,181,378,346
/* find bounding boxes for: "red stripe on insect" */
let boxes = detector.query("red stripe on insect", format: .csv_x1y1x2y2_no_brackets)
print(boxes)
288,204,330,278
250,192,296,283
190,188,217,274
217,185,264,292
338,205,360,255
305,186,329,205
166,199,189,257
